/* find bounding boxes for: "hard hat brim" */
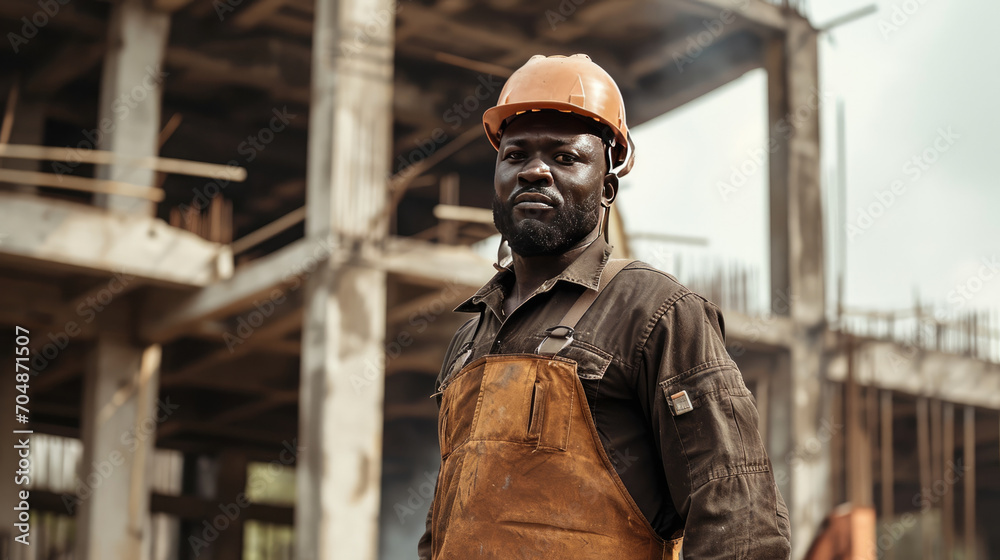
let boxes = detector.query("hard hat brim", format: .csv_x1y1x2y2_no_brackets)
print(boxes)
483,101,627,153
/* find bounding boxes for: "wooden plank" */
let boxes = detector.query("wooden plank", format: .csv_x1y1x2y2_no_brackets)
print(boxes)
831,382,845,505
931,399,944,501
152,0,196,12
433,203,493,226
160,307,302,385
943,402,955,558
262,11,314,35
23,43,105,94
880,390,894,560
233,0,290,28
438,174,460,244
0,79,17,146
215,450,249,560
0,144,247,181
166,47,311,105
964,406,975,560
211,391,298,425
148,493,294,524
389,126,482,200
230,206,306,254
432,51,512,77
917,397,932,560
386,284,470,327
681,0,787,30
156,421,292,447
0,168,164,201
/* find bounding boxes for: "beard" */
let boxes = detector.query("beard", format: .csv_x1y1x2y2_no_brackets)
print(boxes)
492,187,602,257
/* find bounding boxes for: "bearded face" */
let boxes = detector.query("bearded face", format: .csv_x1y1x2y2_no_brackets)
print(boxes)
492,112,610,257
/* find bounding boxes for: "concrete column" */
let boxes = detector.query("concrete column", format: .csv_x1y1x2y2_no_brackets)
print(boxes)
75,330,162,560
765,15,830,559
294,0,395,559
93,0,170,215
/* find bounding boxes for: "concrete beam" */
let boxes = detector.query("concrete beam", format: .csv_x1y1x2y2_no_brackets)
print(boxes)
826,341,1000,410
141,236,332,343
0,192,229,287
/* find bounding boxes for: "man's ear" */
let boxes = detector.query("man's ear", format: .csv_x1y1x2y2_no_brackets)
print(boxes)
602,173,619,207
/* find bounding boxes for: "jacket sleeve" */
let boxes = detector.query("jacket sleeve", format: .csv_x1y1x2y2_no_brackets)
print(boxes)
417,316,480,560
640,294,791,559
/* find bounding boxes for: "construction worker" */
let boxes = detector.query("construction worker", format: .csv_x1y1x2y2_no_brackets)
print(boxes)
418,54,791,559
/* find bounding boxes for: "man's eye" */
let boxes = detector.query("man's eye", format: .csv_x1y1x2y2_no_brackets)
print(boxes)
554,154,577,164
505,152,525,160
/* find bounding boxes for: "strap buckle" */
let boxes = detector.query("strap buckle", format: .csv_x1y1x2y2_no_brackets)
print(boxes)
536,325,575,355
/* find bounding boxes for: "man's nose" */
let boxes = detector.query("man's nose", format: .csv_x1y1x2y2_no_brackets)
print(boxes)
517,156,553,186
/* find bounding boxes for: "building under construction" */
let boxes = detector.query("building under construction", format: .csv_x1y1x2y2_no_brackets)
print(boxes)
0,0,997,558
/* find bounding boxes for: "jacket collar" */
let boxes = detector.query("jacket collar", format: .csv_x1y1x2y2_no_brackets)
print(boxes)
454,235,614,314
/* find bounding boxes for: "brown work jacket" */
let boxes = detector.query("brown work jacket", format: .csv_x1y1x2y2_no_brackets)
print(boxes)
419,236,791,559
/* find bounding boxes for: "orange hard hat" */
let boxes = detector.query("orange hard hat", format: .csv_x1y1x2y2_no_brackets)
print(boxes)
483,54,634,177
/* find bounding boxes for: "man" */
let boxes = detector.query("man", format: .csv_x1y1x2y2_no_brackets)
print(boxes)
419,54,790,559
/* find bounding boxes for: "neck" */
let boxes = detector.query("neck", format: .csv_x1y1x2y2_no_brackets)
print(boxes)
507,224,603,309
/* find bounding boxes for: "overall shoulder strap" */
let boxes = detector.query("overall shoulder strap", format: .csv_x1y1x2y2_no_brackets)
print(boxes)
536,258,634,355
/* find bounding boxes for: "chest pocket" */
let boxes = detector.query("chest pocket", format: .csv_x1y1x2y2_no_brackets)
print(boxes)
557,339,613,380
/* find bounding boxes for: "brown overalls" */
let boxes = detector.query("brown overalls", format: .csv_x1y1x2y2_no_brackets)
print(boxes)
431,260,683,559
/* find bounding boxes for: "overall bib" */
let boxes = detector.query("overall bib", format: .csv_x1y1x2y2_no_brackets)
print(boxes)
431,260,683,559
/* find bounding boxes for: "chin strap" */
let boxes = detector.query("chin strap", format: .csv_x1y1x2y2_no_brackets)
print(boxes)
495,236,513,271
606,135,634,179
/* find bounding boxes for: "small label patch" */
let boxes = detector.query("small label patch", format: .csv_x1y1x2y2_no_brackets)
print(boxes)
670,390,693,416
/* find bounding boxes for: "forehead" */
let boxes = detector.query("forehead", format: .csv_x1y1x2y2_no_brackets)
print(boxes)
498,111,602,148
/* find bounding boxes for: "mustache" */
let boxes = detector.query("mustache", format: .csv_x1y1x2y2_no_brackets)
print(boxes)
506,186,563,206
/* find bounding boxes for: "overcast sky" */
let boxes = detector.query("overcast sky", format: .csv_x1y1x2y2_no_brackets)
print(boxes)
618,0,1000,320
